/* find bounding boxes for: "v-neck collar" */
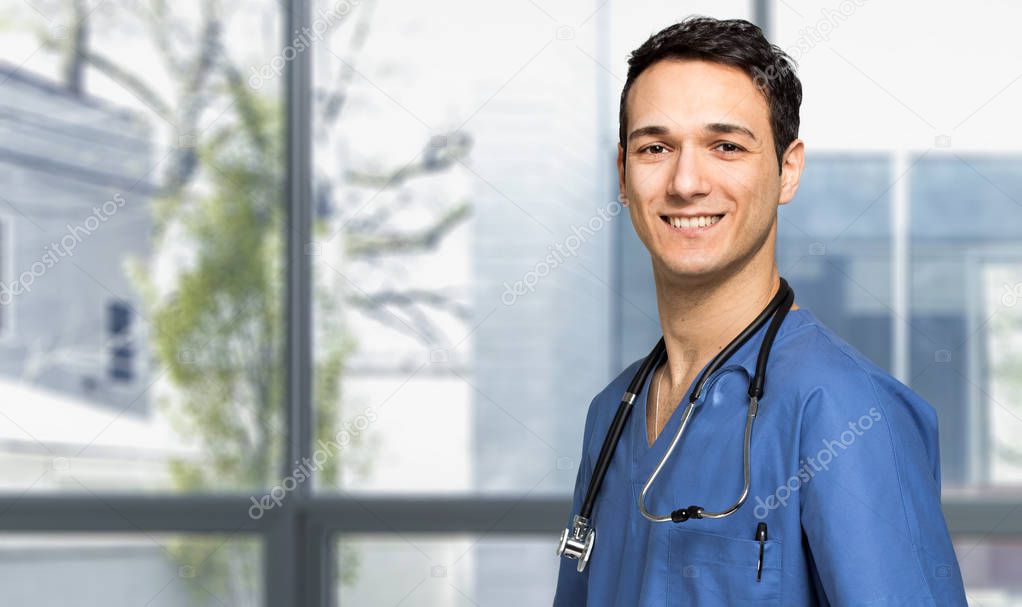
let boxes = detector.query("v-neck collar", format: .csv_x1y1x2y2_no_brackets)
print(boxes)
631,308,813,470
636,350,738,455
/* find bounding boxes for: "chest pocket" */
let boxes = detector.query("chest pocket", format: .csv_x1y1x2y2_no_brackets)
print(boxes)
667,526,782,606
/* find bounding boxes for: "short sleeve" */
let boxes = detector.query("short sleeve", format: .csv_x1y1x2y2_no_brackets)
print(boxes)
797,364,968,606
552,449,592,606
552,393,605,606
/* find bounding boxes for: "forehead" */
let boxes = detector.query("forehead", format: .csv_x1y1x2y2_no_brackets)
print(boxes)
626,58,770,136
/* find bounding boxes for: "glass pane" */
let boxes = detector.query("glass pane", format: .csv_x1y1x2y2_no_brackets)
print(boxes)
0,533,261,606
773,1,1022,494
333,531,1021,600
309,0,749,495
334,533,1022,605
336,534,556,606
0,2,286,492
910,156,1022,488
955,535,1022,605
773,0,1022,150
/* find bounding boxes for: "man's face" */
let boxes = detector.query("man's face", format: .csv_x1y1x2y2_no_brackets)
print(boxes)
617,59,802,284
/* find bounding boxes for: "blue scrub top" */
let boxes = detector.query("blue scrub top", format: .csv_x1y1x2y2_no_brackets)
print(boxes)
553,307,968,606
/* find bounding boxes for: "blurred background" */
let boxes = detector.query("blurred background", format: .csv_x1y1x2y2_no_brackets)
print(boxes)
0,0,1020,604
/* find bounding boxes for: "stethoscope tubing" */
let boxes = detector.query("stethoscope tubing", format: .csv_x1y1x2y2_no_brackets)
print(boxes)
639,285,794,522
578,278,793,522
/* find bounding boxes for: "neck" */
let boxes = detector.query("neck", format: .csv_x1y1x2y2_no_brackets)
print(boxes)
651,250,790,393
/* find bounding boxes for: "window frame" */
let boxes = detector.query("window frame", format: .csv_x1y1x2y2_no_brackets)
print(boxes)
0,2,1016,605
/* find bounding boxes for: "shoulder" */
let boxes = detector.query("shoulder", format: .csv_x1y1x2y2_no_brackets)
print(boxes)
779,315,939,451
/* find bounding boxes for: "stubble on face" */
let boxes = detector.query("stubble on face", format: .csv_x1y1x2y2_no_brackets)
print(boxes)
617,59,785,287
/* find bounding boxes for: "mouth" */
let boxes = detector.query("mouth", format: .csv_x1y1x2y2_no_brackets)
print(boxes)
659,213,725,235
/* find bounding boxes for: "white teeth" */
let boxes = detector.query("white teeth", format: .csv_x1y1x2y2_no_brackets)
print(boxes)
669,215,722,229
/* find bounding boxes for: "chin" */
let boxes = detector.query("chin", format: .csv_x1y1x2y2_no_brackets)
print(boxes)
656,255,722,282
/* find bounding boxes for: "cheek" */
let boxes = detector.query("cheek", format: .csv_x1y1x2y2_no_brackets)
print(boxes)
627,203,660,237
625,205,646,235
715,162,764,192
628,162,669,194
626,205,658,250
753,162,783,196
720,170,778,221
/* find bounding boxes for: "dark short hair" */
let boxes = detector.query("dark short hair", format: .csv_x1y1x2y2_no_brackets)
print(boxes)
618,16,802,174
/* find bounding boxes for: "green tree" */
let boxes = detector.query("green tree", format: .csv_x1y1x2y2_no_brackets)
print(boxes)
130,88,358,603
17,0,473,601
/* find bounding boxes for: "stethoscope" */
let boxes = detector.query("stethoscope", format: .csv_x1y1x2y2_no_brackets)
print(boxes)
557,277,795,573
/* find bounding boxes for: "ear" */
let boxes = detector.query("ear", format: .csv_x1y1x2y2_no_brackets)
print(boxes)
617,144,627,205
778,138,804,206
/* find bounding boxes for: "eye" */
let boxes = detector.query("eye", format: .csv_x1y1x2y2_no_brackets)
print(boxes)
714,142,745,155
638,144,668,156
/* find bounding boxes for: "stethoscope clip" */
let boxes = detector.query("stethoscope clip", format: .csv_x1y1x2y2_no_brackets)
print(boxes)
556,514,595,572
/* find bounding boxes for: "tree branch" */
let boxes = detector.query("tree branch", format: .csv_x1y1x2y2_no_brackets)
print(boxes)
346,288,471,320
158,3,221,197
320,0,379,125
40,34,173,119
345,200,470,258
63,0,88,95
219,57,270,155
345,130,472,188
139,0,188,78
346,298,444,346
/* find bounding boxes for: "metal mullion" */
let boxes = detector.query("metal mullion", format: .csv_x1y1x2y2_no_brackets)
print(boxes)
2,494,1020,537
306,516,337,606
753,0,771,37
0,494,271,533
306,496,572,535
305,495,1022,537
284,0,314,503
942,495,1022,536
267,0,316,605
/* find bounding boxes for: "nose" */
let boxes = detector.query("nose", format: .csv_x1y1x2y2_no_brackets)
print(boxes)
666,145,711,201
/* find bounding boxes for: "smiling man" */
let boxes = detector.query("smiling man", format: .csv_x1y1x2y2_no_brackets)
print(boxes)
553,17,968,606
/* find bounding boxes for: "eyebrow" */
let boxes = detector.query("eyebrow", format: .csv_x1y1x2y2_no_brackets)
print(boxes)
627,124,670,142
706,122,758,143
628,122,759,144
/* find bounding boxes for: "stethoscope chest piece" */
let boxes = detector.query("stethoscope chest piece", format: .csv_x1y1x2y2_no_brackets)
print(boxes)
556,277,795,575
556,514,595,572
